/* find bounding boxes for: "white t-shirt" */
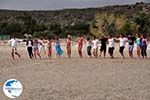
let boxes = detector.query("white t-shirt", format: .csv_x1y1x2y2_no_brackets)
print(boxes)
92,39,98,49
27,41,32,47
108,38,115,48
39,40,44,46
8,38,21,48
86,41,92,47
119,38,127,47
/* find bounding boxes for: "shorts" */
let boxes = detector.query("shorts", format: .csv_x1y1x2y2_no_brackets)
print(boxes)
119,46,125,54
108,47,114,55
11,46,17,52
128,45,134,52
137,44,141,48
33,46,39,51
100,46,106,53
87,46,92,56
93,46,98,49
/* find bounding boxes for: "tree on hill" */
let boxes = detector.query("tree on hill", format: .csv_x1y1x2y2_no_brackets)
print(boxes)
133,12,150,36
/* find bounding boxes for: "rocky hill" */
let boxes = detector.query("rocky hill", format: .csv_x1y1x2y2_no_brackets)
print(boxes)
0,2,150,38
0,2,149,26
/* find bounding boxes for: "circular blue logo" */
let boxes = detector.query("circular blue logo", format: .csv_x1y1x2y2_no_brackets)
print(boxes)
3,79,23,98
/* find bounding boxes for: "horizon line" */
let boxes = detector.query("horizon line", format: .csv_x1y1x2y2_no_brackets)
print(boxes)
0,2,149,11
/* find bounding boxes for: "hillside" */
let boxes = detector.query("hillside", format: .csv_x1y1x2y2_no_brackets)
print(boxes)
0,2,150,38
0,3,149,26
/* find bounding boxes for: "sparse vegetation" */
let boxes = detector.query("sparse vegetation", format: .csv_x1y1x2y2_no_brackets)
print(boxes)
0,3,149,38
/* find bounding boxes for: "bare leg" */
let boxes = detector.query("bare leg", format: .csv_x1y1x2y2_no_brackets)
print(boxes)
79,50,83,58
78,46,83,58
48,50,52,59
43,47,46,54
99,51,102,57
137,47,141,58
95,48,98,58
34,51,37,59
93,49,98,58
68,50,71,58
121,53,125,59
93,49,96,57
11,49,15,60
56,54,60,59
104,52,106,58
15,52,21,58
37,52,41,59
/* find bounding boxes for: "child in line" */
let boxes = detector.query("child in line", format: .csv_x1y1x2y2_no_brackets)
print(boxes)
92,36,99,58
77,33,84,58
66,35,72,58
86,37,92,58
47,37,53,59
141,35,148,59
8,35,21,60
39,38,46,57
99,35,108,58
127,34,136,58
33,38,41,59
55,37,63,58
117,34,127,59
136,33,141,58
26,36,34,59
108,34,115,59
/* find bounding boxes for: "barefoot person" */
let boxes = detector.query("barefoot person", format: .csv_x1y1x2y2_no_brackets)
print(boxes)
8,35,21,60
86,37,92,58
66,35,72,58
92,36,98,58
77,33,84,58
108,34,115,59
47,37,53,59
127,34,136,58
55,37,63,58
99,35,108,58
141,35,148,59
26,37,34,59
136,33,141,58
33,38,41,59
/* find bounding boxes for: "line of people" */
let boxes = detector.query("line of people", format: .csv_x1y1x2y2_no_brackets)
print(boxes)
80,33,148,59
8,33,148,60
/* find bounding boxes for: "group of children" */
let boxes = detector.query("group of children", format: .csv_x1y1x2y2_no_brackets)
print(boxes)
8,33,148,60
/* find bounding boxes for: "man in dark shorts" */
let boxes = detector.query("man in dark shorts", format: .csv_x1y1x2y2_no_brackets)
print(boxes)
99,36,108,57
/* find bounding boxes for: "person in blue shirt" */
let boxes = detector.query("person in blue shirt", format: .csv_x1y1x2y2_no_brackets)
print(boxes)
55,37,63,58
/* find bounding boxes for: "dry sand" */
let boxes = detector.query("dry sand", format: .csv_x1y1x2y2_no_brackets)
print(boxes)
0,42,150,100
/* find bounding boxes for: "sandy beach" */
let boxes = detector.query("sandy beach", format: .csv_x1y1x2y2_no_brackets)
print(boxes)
0,42,150,100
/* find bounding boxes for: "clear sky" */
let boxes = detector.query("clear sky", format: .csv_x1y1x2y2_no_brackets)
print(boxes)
0,0,149,10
